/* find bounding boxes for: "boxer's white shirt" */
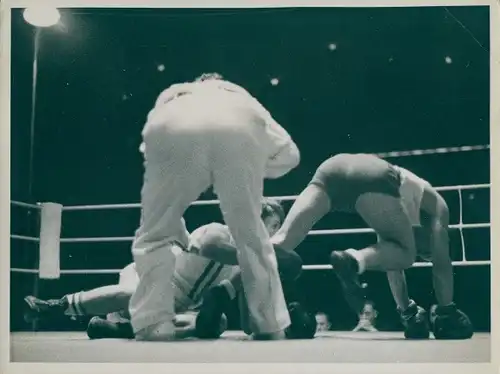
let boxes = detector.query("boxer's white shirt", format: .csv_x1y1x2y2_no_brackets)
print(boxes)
173,250,237,313
174,223,238,312
122,224,238,314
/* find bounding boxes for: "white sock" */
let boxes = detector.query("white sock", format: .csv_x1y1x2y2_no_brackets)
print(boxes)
64,291,86,316
220,280,237,300
345,248,366,274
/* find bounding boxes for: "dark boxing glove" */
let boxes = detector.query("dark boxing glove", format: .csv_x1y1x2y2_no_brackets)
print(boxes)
285,302,317,340
398,300,430,339
87,317,135,340
431,303,474,340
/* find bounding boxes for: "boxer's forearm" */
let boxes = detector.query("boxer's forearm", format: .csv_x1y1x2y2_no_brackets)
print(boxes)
430,225,454,306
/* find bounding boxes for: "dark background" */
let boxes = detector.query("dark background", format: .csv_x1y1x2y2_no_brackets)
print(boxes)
10,7,490,332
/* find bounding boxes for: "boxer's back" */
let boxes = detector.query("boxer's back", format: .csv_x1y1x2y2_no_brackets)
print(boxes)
310,153,401,212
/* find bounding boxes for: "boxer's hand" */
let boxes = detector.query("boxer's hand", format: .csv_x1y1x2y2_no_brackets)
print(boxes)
173,313,197,329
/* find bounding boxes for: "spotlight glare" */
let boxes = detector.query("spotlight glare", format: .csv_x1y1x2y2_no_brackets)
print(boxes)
328,43,337,51
270,78,280,86
23,7,60,27
157,64,165,72
445,56,453,64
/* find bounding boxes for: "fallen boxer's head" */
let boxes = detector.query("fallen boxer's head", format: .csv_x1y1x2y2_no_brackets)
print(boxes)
261,198,285,237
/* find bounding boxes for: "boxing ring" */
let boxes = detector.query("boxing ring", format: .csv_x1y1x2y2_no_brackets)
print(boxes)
9,146,491,363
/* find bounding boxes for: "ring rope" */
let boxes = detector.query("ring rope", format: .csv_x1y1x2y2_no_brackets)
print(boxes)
374,144,489,158
10,182,490,276
11,200,40,210
10,260,491,275
10,234,40,242
458,189,467,261
9,142,489,212
55,183,490,212
9,183,489,212
9,222,490,244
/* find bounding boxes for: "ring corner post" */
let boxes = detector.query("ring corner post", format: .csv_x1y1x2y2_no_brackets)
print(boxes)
32,202,63,331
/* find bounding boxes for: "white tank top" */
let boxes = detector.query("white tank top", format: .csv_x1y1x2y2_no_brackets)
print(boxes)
173,223,238,312
119,223,238,315
173,251,237,313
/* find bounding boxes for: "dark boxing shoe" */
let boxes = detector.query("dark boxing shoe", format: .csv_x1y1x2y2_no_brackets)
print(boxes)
195,285,232,339
23,295,68,323
431,303,474,340
87,316,135,340
330,251,366,315
398,300,430,339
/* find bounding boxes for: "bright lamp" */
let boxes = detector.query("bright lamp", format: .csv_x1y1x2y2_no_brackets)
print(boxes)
23,7,60,28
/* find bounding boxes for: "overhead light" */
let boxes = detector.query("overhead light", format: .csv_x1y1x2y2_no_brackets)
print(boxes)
23,7,60,27
328,43,337,51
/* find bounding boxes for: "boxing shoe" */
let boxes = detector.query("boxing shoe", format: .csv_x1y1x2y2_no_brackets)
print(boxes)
398,300,430,339
23,295,68,323
330,250,367,315
195,285,232,339
430,303,474,340
87,316,134,340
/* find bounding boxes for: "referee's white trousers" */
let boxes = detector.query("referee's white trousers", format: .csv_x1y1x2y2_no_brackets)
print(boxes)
129,94,291,339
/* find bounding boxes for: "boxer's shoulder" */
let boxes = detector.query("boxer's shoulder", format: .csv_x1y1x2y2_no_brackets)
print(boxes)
202,222,231,236
190,222,232,248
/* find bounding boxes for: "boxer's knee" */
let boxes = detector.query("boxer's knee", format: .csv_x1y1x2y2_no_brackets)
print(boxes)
376,239,416,269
